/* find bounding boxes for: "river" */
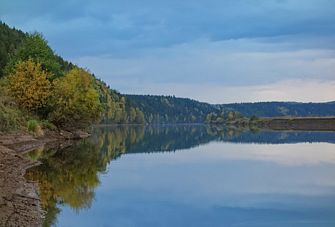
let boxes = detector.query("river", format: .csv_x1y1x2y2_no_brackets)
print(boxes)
25,125,335,227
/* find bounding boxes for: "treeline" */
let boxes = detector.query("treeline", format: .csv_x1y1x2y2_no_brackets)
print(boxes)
126,94,218,124
217,102,335,117
0,22,145,132
126,95,335,124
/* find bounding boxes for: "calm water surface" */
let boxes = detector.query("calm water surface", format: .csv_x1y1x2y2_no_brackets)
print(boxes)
25,125,335,227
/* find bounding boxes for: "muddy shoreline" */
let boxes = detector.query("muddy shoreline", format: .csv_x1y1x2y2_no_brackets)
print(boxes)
0,144,43,227
0,130,90,227
255,117,335,131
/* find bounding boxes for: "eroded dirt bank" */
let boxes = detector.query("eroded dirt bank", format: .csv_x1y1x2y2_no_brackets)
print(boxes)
0,144,43,227
0,130,89,226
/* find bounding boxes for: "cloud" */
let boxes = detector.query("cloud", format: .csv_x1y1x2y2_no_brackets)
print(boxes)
163,142,335,167
2,0,335,58
1,0,335,102
113,142,335,198
72,37,335,102
102,79,335,104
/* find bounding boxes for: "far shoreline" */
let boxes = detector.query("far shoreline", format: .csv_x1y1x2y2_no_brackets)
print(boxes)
96,117,335,131
253,117,335,131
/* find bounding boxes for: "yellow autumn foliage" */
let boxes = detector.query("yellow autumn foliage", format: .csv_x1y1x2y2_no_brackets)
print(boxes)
7,59,51,112
49,68,102,127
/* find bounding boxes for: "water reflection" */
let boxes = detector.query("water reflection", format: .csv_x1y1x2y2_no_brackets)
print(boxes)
25,125,335,226
26,141,102,226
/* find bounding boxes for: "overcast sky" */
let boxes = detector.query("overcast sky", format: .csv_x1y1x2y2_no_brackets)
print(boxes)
1,0,335,103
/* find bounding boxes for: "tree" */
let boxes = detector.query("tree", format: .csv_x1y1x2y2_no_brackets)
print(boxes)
227,111,236,121
0,22,26,77
49,68,102,127
206,113,217,123
5,32,61,77
135,108,145,124
129,107,137,123
6,59,51,114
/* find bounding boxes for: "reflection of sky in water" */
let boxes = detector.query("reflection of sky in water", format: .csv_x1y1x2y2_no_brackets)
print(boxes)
57,142,335,227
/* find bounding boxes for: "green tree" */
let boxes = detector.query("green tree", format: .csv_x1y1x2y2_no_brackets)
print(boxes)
0,22,26,77
5,33,61,77
206,113,217,123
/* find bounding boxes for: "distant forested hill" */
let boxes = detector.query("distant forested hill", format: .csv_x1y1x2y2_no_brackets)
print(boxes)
127,94,335,122
217,102,335,117
126,95,218,123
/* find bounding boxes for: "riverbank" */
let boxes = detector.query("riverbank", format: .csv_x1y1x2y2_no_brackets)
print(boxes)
0,129,91,227
253,117,335,131
209,116,335,131
0,129,90,153
0,144,43,226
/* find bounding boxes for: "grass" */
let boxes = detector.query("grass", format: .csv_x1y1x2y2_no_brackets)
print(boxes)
27,119,39,132
0,101,25,132
0,94,57,134
0,81,26,131
40,120,57,130
27,119,44,136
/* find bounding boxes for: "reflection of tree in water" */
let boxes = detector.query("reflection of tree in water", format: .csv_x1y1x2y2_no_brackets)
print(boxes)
25,125,335,226
206,125,246,138
26,141,101,226
122,125,216,153
25,126,146,227
208,125,335,144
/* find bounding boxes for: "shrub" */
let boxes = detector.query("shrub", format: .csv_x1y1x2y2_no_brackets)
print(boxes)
0,102,25,131
27,119,39,131
27,119,44,136
0,79,8,96
250,115,259,122
40,120,57,130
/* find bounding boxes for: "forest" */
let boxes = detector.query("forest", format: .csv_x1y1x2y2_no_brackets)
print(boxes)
1,21,334,133
126,94,218,123
127,94,335,124
217,101,335,117
0,22,145,133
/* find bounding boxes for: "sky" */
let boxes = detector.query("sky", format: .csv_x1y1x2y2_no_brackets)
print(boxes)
1,0,335,103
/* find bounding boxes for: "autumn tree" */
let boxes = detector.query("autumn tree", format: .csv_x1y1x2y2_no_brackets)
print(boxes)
49,68,102,127
6,59,51,114
135,108,145,124
129,107,137,122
